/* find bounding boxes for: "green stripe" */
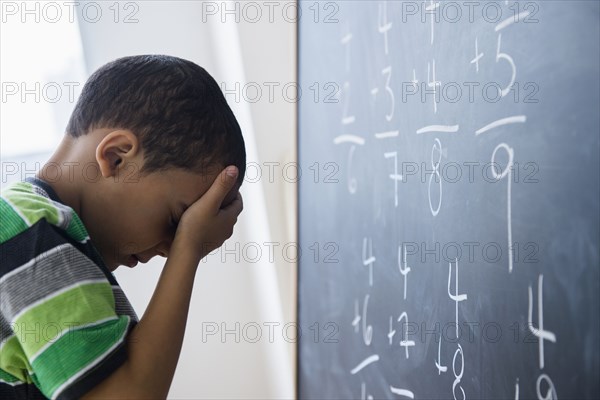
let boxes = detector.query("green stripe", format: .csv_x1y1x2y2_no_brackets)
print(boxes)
0,368,20,383
14,282,116,357
1,181,91,242
0,336,33,382
0,198,30,243
2,182,60,226
64,208,89,242
32,317,129,398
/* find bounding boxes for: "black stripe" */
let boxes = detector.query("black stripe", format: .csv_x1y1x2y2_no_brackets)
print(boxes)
0,247,108,322
0,381,47,400
0,218,118,286
22,177,119,284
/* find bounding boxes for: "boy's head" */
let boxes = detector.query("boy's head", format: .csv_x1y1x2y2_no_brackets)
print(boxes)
66,54,246,185
52,55,245,270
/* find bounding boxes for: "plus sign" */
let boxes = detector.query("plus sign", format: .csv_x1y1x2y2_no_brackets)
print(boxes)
428,59,441,114
471,37,484,73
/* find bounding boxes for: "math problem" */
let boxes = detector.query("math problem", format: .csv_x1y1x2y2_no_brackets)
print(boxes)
299,1,599,399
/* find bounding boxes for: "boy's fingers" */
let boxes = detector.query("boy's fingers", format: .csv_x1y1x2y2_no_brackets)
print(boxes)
221,192,243,216
204,166,239,211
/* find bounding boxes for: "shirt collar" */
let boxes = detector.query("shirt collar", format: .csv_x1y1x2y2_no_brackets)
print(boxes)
24,176,66,204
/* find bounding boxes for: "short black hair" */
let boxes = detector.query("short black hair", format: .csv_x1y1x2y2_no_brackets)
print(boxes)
66,54,245,185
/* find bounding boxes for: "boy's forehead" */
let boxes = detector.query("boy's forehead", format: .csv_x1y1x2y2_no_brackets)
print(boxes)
164,167,240,206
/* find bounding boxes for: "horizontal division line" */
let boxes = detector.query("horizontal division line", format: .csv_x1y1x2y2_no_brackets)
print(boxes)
416,125,459,134
350,354,379,374
475,115,527,135
333,135,365,145
374,130,399,139
390,386,415,399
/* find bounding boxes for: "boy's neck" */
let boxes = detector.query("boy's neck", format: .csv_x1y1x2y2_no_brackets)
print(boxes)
36,135,84,218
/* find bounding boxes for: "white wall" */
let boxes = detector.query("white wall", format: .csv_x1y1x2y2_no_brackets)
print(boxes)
75,1,297,398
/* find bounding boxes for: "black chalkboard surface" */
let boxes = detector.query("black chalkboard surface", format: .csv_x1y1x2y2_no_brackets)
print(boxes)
297,1,599,399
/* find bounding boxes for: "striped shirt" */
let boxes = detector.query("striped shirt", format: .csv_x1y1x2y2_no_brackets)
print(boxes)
0,177,138,399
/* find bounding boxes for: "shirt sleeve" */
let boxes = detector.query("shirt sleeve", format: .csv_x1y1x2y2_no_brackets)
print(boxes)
0,218,137,400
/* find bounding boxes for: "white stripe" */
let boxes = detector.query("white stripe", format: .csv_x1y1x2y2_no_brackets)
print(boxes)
51,198,65,228
11,279,109,323
30,316,120,364
73,235,91,245
48,201,92,243
51,316,131,400
0,244,72,285
1,195,32,227
52,201,76,232
0,378,25,386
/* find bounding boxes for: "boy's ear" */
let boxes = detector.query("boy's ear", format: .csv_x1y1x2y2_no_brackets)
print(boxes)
96,130,140,178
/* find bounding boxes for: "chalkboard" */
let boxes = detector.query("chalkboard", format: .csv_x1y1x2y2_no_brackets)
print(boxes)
298,1,599,399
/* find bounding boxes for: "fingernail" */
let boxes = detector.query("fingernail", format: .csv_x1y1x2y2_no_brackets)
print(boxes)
226,166,238,178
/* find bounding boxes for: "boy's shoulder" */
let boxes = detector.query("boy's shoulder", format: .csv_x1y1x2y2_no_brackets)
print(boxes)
0,177,139,399
0,176,122,287
0,177,88,245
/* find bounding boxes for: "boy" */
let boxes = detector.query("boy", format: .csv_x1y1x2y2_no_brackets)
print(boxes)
0,55,245,399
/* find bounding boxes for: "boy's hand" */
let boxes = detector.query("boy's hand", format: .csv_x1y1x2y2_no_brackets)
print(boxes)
172,166,243,260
